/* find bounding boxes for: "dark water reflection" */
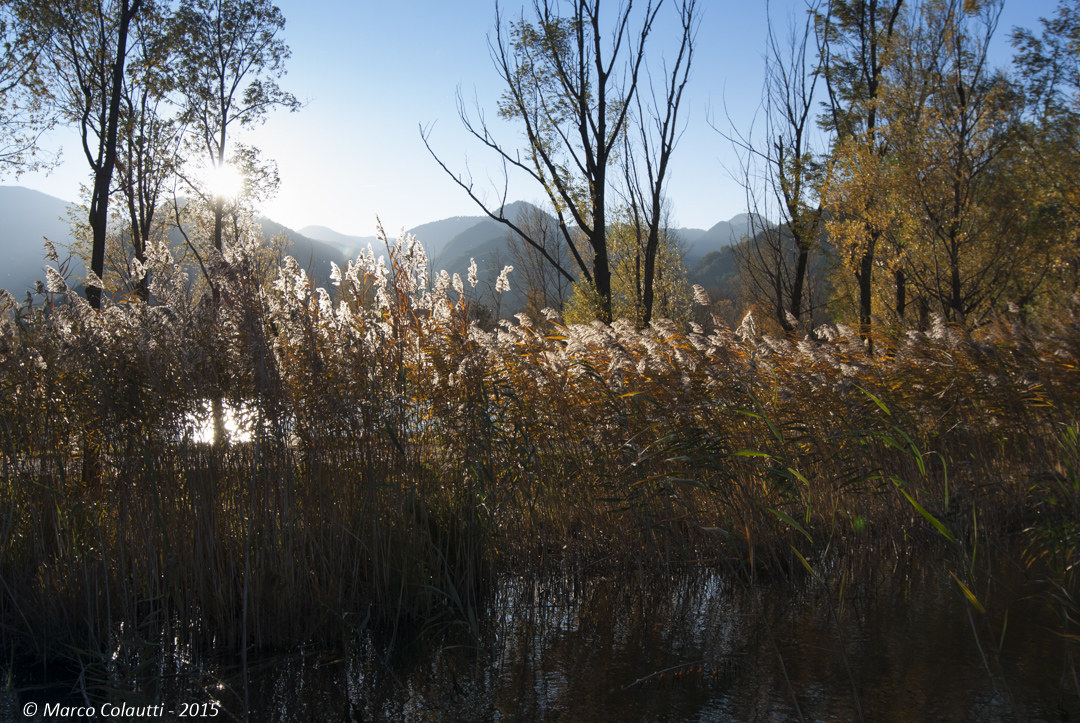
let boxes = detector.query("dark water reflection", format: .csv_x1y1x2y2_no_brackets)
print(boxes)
7,554,1079,722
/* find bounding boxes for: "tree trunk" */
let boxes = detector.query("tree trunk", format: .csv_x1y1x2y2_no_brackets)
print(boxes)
87,175,111,310
82,0,141,489
895,266,906,322
788,240,811,333
85,0,141,310
592,198,613,323
950,252,962,323
641,226,659,326
858,240,876,355
211,194,225,447
594,245,613,323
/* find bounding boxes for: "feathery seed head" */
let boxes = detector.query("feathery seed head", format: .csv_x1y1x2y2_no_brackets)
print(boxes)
692,284,710,306
45,267,67,294
495,265,514,294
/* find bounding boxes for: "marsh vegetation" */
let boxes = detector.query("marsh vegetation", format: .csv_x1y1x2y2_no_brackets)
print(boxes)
1,228,1078,718
3,0,1080,718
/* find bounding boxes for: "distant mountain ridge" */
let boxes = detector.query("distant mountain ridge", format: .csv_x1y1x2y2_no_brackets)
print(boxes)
296,225,378,254
0,186,82,296
254,218,345,282
0,186,348,296
683,213,758,264
1,186,758,310
301,204,538,264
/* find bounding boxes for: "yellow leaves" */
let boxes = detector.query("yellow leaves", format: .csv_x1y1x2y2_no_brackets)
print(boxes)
823,133,907,274
948,570,986,613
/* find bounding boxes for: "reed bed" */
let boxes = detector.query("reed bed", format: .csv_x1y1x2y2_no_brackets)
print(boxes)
0,229,1077,684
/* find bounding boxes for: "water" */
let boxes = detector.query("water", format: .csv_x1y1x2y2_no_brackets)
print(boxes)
183,400,260,444
6,556,1078,721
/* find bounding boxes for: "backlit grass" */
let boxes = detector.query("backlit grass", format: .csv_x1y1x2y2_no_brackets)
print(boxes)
0,230,1076,686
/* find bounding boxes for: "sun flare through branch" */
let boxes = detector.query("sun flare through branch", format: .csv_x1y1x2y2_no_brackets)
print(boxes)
206,163,244,200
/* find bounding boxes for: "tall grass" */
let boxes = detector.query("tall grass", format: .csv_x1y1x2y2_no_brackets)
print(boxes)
0,229,1077,687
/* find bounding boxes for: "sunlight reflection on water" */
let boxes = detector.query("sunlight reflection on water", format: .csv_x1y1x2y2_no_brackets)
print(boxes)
5,557,1079,721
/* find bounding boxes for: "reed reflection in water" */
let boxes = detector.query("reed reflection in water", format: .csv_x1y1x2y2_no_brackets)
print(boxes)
19,555,1059,722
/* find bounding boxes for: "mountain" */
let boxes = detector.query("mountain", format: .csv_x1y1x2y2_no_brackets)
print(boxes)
257,218,345,283
421,202,538,313
430,202,536,271
432,218,509,273
670,226,707,250
688,246,741,302
297,225,378,256
424,204,758,284
683,213,759,265
408,215,500,260
0,184,761,318
0,186,345,295
301,214,496,262
0,186,82,296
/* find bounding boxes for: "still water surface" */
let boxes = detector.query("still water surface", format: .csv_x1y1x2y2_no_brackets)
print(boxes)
6,555,1078,721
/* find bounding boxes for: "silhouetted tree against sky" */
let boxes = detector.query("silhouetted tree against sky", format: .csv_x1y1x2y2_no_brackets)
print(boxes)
115,0,181,301
619,0,696,325
173,0,299,261
0,0,56,177
426,0,696,324
171,0,298,449
41,0,143,310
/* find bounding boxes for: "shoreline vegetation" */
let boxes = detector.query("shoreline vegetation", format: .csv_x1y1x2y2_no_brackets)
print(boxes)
1,229,1078,711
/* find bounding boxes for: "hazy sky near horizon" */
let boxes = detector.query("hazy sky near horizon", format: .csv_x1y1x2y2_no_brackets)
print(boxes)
12,0,1055,237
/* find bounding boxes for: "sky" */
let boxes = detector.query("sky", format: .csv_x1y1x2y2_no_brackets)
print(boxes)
11,0,1058,238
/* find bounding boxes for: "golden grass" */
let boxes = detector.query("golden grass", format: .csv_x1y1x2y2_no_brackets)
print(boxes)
0,233,1076,680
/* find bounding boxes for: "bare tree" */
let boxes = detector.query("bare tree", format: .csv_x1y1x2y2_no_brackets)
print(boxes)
506,203,573,319
727,0,827,334
424,0,695,324
620,0,696,325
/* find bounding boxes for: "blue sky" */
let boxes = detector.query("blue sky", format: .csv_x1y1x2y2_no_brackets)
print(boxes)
13,0,1056,237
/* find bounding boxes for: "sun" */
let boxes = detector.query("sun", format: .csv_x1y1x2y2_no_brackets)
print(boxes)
207,162,245,199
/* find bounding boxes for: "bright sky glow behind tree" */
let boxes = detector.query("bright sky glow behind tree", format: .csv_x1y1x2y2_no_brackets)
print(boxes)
13,0,1052,236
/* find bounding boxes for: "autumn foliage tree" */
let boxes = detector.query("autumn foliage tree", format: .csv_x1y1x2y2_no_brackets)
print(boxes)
802,0,1060,333
817,0,905,348
1012,0,1080,302
888,0,1022,325
173,0,299,260
41,0,144,310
